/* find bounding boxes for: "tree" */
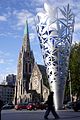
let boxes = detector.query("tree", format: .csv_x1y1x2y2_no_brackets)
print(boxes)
64,42,80,102
69,42,80,99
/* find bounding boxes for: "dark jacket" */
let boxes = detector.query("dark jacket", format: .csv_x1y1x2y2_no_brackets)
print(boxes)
46,92,54,107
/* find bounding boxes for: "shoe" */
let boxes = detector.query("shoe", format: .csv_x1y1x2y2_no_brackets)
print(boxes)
44,116,48,119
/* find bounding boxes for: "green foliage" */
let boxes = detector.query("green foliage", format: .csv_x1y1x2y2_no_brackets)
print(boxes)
69,42,80,98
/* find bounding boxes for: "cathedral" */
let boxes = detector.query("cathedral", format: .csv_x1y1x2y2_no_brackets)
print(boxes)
14,20,49,105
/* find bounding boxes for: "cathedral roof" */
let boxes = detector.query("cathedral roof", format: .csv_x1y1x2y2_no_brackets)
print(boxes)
37,64,46,75
37,64,49,88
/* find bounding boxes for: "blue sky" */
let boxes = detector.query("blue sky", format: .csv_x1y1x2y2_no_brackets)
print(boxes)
0,0,80,83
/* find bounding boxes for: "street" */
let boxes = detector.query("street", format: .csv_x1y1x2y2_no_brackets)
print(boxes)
1,109,80,120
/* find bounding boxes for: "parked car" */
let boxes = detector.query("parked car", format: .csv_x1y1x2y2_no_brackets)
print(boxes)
64,101,73,109
26,102,48,110
15,102,28,110
72,100,80,112
26,102,37,110
2,104,14,110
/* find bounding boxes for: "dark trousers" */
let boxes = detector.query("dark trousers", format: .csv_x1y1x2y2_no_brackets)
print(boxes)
44,106,59,118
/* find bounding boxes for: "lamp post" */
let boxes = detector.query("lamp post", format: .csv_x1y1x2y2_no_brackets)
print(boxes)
69,70,72,102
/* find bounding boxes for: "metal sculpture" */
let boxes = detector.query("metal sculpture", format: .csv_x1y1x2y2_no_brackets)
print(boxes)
36,2,75,109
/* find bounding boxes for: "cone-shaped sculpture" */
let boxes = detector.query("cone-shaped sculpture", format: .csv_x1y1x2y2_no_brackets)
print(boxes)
36,2,75,110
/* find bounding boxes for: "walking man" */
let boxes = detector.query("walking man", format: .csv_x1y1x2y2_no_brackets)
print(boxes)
44,91,60,119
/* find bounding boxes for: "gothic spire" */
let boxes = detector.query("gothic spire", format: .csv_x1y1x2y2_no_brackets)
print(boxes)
22,20,30,52
24,20,28,35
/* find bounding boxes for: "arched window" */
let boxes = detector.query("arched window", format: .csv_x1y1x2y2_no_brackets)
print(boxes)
29,63,31,73
26,63,27,72
21,84,22,95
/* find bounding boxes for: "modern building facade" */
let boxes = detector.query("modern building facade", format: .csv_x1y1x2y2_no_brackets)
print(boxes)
0,84,15,104
6,74,16,86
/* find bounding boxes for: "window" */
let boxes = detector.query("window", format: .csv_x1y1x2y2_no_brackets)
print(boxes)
26,63,27,72
21,84,22,95
29,63,31,73
27,52,29,57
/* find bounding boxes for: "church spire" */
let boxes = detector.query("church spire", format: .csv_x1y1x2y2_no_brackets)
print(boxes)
22,20,30,52
24,20,28,35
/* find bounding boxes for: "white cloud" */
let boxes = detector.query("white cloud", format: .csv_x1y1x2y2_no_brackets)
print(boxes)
29,33,36,41
73,33,80,44
14,9,34,27
0,33,11,37
50,0,78,6
0,15,7,21
0,51,14,65
0,51,10,57
74,22,80,32
24,0,43,8
0,59,4,64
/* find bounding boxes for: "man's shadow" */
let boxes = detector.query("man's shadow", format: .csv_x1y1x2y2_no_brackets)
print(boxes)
43,115,80,120
61,115,80,119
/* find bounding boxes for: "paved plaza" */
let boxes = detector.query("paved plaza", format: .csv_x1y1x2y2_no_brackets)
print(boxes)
1,109,80,120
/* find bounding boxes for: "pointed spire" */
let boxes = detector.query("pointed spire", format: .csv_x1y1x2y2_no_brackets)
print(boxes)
22,20,30,52
24,20,28,35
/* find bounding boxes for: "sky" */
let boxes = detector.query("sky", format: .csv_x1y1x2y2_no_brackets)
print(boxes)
0,0,80,83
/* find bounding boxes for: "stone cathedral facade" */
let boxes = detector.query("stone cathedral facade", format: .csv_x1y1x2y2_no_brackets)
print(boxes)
14,21,49,104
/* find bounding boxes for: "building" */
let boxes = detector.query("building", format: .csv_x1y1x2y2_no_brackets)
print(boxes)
6,74,16,86
29,63,49,102
14,20,49,104
0,84,15,104
14,20,35,104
